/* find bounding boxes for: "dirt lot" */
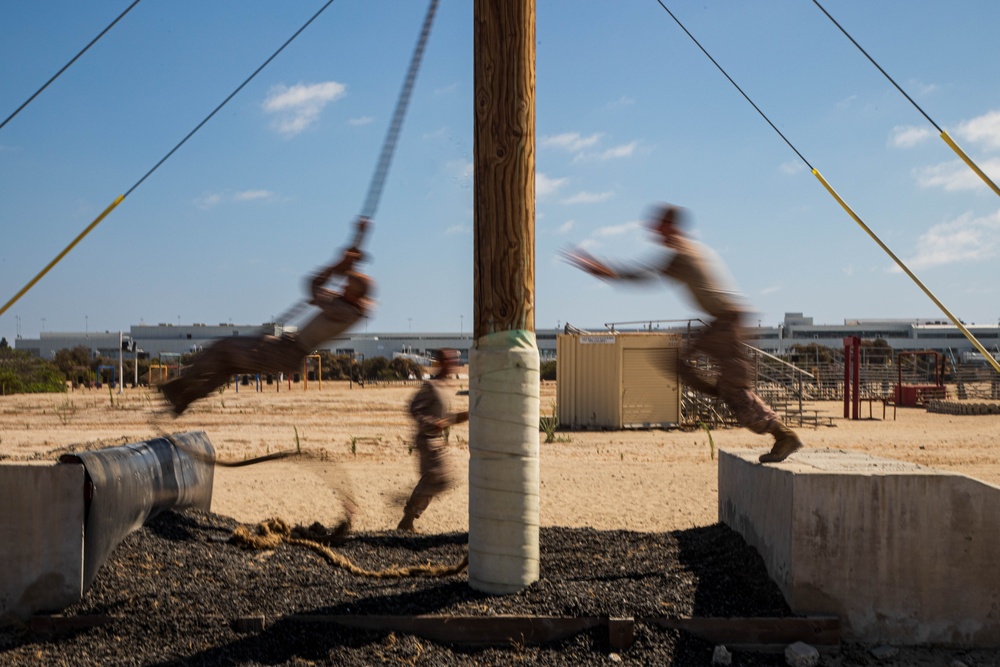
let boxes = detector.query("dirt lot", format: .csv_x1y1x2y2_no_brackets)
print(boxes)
2,380,998,534
3,382,1000,665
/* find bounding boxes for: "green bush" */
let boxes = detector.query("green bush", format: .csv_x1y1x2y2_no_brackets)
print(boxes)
0,348,67,395
540,359,557,381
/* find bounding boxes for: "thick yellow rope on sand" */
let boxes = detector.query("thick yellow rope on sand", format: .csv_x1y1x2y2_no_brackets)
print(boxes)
230,517,468,578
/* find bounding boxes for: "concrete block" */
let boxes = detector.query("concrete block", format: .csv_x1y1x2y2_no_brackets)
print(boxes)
719,448,1000,646
0,462,85,619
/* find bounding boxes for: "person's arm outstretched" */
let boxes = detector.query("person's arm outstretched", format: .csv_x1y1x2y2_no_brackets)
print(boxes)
562,246,661,283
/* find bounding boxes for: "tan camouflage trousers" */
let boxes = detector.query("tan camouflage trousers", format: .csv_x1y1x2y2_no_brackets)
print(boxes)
402,437,457,519
160,334,306,414
678,313,777,434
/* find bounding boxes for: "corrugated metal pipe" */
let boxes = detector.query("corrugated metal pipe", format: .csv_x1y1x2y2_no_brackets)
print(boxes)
59,431,215,590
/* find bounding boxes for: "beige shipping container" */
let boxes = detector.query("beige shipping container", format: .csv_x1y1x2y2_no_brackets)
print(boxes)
556,332,682,429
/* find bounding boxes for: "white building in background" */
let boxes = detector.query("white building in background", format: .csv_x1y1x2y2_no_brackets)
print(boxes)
750,313,1000,362
13,312,1000,365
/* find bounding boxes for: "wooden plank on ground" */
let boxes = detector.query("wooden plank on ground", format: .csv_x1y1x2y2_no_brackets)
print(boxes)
289,614,604,646
289,614,839,650
644,616,840,649
29,615,114,633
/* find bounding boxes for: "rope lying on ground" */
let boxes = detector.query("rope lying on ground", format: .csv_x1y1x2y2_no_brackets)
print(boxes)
230,517,468,578
153,418,311,467
150,414,465,578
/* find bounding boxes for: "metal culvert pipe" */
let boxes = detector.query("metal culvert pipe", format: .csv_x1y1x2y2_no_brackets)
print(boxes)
59,431,215,590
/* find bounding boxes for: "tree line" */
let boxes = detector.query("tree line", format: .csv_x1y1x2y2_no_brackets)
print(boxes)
0,339,431,396
0,342,558,395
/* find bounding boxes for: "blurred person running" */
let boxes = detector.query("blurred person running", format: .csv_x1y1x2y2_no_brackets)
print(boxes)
564,204,803,463
397,348,469,532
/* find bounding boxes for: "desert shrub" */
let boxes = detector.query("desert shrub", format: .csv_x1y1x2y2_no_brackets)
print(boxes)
0,348,67,395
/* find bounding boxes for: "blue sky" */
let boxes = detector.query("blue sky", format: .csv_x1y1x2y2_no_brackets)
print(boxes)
3,1,1000,345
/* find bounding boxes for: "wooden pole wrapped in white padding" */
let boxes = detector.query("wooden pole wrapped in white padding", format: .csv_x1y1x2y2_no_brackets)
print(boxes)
468,329,540,593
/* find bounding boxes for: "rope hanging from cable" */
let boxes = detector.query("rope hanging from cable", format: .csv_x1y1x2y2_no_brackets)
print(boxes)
276,0,439,325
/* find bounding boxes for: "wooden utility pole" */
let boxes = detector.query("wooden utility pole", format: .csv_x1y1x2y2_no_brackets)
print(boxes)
469,0,539,594
473,0,535,337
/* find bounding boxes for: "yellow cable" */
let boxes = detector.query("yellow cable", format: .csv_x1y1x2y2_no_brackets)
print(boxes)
811,169,1000,375
0,194,125,318
939,131,1000,198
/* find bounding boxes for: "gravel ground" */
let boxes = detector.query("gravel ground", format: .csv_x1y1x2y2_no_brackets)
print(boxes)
1,510,996,666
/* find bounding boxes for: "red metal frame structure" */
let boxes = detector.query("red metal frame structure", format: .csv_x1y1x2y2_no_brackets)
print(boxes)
894,350,947,407
843,336,861,419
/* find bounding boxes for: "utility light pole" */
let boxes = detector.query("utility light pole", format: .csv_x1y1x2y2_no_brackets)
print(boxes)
118,331,124,394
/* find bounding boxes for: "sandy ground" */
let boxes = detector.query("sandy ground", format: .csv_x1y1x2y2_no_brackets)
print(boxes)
2,380,999,536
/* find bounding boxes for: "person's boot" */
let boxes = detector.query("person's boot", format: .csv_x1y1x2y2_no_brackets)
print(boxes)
759,420,803,463
396,513,417,532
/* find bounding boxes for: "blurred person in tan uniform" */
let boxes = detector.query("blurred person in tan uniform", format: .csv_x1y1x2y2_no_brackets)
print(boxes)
565,204,803,463
397,349,469,532
160,220,374,416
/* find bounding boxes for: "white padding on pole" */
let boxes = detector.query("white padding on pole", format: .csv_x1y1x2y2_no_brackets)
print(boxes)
468,329,540,594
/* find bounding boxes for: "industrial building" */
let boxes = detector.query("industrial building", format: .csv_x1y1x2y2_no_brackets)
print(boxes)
12,312,1000,365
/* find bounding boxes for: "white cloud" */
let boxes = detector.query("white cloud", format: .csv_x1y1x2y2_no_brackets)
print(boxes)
562,190,614,205
573,141,644,164
914,158,1000,192
599,141,638,160
233,189,273,201
349,115,374,126
540,132,602,152
194,193,223,210
594,220,641,236
195,189,274,209
440,159,473,190
434,82,459,96
542,131,641,163
908,79,938,96
556,220,575,234
759,285,782,295
899,210,1000,270
889,125,933,149
536,173,569,198
779,160,806,175
835,94,858,111
954,109,1000,151
262,81,346,136
446,223,470,235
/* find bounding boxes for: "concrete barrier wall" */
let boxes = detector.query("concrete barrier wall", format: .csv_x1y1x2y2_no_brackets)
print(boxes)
0,462,85,619
1,431,215,620
719,448,1000,646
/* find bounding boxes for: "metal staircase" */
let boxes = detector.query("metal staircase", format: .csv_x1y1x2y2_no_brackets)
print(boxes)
680,344,819,428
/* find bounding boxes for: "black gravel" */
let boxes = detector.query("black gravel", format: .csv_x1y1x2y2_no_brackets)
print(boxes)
0,510,838,665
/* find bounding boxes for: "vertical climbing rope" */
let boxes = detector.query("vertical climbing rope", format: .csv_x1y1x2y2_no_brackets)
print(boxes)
360,0,439,221
276,0,439,325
